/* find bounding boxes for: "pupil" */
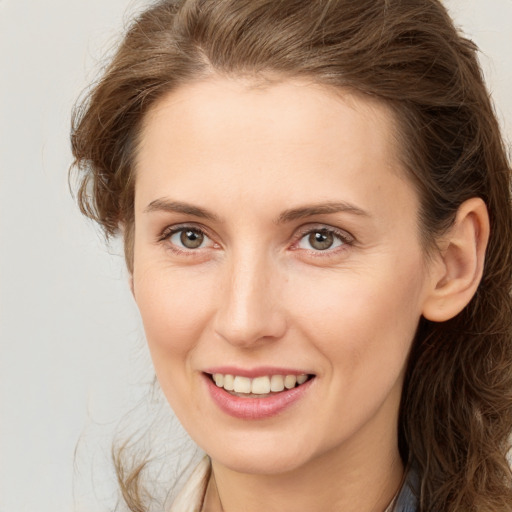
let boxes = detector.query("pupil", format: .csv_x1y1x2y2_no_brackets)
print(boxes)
180,229,203,249
309,231,333,250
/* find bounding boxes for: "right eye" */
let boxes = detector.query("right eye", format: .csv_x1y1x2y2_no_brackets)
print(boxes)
163,227,215,251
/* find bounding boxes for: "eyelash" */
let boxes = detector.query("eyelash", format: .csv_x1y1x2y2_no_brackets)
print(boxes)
157,224,354,257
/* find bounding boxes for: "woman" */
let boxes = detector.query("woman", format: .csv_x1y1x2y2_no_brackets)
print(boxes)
70,0,512,510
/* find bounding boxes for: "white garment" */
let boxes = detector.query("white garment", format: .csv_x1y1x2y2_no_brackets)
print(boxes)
169,456,211,512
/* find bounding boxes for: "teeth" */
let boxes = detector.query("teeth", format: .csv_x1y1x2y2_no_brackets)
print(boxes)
297,374,308,385
270,375,285,392
233,376,251,393
284,375,297,389
251,376,271,394
223,374,234,391
212,373,309,395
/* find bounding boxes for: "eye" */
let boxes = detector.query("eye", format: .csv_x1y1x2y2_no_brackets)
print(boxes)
296,228,349,251
166,227,213,250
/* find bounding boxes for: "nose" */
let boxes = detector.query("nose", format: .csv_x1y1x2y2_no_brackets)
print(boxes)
213,249,287,348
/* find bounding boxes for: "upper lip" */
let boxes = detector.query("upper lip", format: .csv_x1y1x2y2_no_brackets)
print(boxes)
203,366,314,378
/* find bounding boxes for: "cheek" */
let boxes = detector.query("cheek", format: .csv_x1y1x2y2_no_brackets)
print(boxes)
132,264,218,418
133,263,217,358
287,259,425,370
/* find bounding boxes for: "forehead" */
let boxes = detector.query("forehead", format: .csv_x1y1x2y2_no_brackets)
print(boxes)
139,77,400,163
134,77,416,222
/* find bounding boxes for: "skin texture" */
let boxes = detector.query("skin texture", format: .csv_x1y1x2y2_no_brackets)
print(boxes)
131,78,488,512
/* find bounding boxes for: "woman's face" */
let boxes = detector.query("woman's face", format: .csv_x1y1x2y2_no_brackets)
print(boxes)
132,78,434,475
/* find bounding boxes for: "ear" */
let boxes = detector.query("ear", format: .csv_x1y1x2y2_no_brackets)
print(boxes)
422,197,489,322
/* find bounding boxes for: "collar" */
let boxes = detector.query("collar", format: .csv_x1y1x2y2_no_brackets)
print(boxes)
393,463,419,512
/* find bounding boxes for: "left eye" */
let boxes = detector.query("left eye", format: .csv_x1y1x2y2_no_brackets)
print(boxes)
169,228,210,249
297,229,346,251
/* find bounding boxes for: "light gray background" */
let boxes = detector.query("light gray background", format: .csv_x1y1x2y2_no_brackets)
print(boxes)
1,1,511,511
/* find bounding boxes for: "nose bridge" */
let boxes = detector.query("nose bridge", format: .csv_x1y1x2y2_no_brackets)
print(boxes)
214,244,286,347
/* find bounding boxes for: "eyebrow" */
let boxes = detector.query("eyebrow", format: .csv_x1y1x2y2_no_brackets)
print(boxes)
275,202,370,224
144,199,220,221
143,198,369,223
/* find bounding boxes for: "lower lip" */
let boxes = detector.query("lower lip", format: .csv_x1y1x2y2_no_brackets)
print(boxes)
204,374,314,420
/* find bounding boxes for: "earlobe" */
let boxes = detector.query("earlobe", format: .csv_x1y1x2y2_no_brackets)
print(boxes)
422,198,489,322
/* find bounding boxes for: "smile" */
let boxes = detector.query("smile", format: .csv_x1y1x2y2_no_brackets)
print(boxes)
204,371,315,420
211,373,310,396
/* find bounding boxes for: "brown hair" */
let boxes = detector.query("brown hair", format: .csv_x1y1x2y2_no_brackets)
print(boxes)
71,0,512,510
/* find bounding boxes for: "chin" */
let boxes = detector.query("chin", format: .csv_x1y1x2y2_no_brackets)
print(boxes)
204,433,318,476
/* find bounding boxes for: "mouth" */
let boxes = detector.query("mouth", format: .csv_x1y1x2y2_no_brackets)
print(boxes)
203,370,316,419
206,372,315,398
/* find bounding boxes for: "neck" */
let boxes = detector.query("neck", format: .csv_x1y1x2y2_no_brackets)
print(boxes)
204,428,404,512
